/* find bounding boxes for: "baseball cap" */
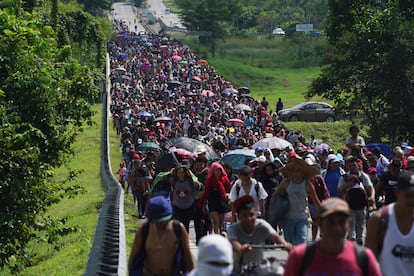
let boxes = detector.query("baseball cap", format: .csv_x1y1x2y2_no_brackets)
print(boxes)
255,147,264,153
326,154,340,165
319,198,350,218
397,171,414,192
407,156,414,163
145,196,173,222
233,195,254,213
367,167,377,174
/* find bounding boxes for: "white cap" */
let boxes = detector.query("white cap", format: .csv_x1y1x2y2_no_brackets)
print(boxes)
326,154,340,165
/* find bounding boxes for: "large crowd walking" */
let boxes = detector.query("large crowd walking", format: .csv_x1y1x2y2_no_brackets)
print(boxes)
109,21,414,276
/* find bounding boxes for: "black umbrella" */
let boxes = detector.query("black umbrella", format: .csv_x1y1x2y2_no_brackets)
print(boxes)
166,137,219,160
167,80,182,87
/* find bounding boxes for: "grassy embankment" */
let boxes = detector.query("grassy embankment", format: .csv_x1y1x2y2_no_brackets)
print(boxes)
1,105,105,276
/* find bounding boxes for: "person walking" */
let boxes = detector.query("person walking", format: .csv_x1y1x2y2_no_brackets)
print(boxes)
284,198,381,276
199,162,231,234
337,156,376,245
270,155,321,245
128,196,194,275
276,98,284,113
365,171,414,275
321,154,345,198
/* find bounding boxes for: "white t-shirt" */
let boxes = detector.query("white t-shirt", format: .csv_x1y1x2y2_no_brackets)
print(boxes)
229,179,268,217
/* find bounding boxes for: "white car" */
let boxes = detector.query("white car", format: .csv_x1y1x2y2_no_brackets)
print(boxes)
272,28,285,36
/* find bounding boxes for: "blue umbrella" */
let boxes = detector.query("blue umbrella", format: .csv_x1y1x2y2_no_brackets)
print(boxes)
220,149,256,171
137,111,153,117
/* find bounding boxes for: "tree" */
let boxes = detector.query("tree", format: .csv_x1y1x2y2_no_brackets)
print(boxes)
0,5,99,269
307,0,414,143
176,0,241,56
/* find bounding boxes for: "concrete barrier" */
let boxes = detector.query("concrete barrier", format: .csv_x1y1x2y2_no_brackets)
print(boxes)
84,53,127,276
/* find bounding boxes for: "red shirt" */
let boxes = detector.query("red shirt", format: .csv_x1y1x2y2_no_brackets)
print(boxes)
284,240,381,276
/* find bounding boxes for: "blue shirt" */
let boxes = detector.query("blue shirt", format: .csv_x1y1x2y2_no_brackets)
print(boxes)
324,170,342,198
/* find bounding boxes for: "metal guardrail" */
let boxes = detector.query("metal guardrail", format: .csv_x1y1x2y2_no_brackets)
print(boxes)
84,53,127,276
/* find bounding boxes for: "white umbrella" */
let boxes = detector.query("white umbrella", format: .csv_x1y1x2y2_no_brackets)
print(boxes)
235,104,252,112
252,137,292,150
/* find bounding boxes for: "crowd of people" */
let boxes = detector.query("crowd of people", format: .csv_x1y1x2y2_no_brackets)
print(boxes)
109,23,413,276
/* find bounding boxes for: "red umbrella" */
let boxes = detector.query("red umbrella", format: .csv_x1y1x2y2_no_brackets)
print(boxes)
201,90,215,97
192,75,202,82
169,147,196,159
226,118,245,127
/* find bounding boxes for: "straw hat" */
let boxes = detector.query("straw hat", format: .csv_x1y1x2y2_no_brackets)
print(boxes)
279,155,319,179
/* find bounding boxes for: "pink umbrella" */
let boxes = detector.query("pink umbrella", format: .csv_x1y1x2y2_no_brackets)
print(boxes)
201,90,215,97
171,55,182,61
192,75,202,82
226,118,245,127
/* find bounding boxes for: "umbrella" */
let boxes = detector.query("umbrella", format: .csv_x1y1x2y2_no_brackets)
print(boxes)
154,116,172,123
167,80,182,87
139,63,151,72
235,104,252,112
197,59,208,65
179,60,188,65
226,118,245,127
143,42,153,47
169,147,197,159
252,137,292,150
238,87,251,94
240,94,254,100
115,67,127,73
137,111,153,117
220,149,255,171
166,137,218,160
137,142,161,151
314,143,332,155
201,90,215,97
172,55,182,61
191,75,201,82
221,88,238,96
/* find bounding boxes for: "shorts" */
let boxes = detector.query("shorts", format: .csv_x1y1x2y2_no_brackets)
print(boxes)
309,204,319,220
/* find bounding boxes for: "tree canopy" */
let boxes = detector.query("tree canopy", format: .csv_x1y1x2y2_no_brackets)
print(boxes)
176,0,242,56
0,1,106,270
307,0,414,143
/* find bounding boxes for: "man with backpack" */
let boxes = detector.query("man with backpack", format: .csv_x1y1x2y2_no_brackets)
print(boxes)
337,156,375,245
284,198,380,276
128,196,194,275
229,166,268,223
365,171,414,275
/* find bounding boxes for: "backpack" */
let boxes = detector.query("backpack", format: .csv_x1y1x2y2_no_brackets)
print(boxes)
236,181,260,199
314,175,329,201
299,242,368,276
129,220,186,276
343,175,368,210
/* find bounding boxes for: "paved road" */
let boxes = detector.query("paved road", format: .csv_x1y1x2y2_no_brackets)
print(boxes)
111,2,145,33
146,0,183,28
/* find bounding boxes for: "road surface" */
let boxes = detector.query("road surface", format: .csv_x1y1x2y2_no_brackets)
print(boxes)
111,2,145,33
146,0,183,28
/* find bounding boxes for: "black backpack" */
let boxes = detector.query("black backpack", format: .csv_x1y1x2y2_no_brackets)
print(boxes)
299,242,368,276
236,182,260,199
343,175,368,210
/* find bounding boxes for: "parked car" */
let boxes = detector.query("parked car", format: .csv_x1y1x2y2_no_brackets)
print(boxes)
272,27,285,36
171,22,181,28
278,102,336,122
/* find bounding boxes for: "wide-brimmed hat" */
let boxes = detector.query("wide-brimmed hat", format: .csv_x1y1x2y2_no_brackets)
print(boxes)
279,155,319,179
145,196,172,222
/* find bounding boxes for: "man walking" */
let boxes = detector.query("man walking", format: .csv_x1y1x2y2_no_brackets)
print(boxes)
284,198,380,276
365,171,414,275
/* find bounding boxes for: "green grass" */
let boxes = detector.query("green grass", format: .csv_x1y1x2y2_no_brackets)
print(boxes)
3,105,105,276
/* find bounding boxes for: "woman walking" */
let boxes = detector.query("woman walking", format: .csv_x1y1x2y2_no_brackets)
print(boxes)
199,162,231,234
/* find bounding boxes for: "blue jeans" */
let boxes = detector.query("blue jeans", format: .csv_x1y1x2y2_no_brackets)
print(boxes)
282,218,308,245
133,189,146,217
